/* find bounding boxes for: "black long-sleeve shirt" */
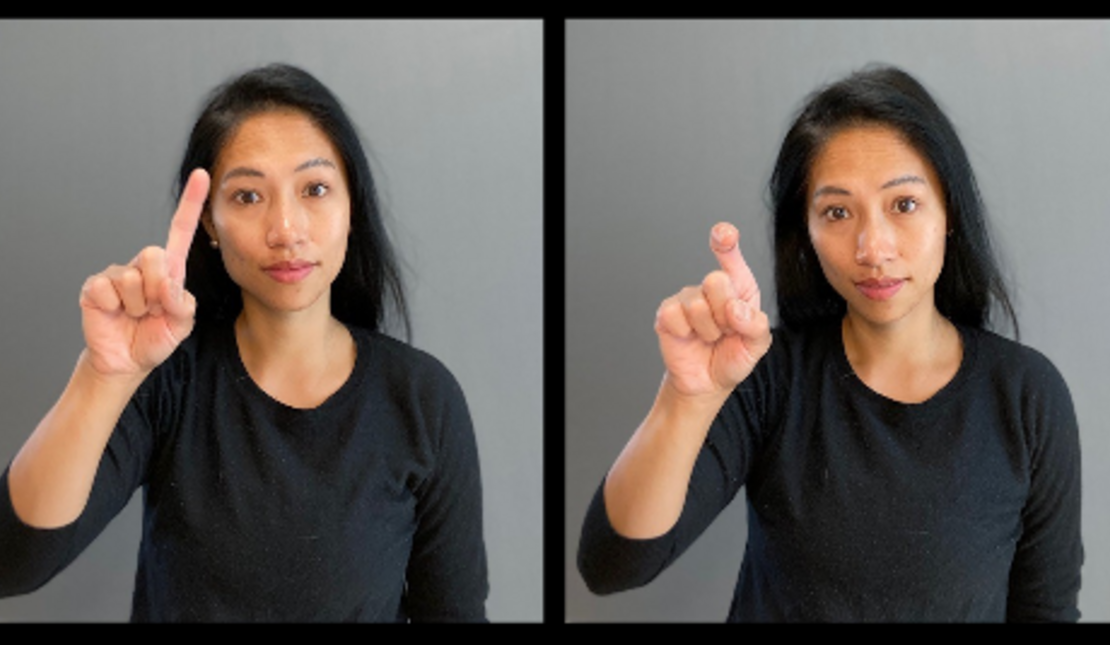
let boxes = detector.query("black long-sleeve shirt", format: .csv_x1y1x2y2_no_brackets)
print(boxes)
579,322,1082,621
0,320,488,622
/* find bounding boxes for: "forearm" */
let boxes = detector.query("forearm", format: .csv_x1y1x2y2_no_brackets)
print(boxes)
8,350,146,529
603,374,730,539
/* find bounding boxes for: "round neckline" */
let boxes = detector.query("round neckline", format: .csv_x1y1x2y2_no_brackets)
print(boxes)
221,318,367,415
831,319,977,413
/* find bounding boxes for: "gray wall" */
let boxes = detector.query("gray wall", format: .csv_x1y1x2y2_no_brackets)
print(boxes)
566,19,1110,622
0,20,543,621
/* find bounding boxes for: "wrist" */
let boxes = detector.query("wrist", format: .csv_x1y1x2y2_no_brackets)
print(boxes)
74,350,150,396
656,372,732,420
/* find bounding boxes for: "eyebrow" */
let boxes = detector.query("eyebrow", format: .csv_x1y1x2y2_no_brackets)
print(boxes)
295,157,337,172
811,174,928,202
220,157,338,184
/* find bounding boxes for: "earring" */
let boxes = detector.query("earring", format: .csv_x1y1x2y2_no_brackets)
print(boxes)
210,239,219,249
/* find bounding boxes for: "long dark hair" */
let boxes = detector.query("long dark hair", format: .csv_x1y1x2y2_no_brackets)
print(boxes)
175,63,411,340
769,64,1018,339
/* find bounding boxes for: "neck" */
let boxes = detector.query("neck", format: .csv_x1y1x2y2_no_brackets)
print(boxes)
233,295,357,409
842,305,954,370
235,296,346,370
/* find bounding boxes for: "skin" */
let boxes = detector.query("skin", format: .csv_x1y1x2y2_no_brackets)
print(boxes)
10,109,357,528
604,222,772,539
807,124,961,404
9,171,208,528
205,109,355,409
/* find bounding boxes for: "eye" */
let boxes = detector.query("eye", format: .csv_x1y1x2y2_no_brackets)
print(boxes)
303,182,329,198
822,205,849,221
893,197,919,214
231,189,262,205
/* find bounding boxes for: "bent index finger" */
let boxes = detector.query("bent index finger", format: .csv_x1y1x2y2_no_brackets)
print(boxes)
709,222,760,309
166,168,210,284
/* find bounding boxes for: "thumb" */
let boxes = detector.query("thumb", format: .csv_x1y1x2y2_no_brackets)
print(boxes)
715,300,773,387
159,276,197,327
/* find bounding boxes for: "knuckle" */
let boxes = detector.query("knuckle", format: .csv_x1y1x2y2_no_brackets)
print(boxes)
120,266,143,286
702,270,729,290
139,245,164,264
679,284,702,298
683,296,709,316
655,299,678,324
698,322,722,342
82,273,102,292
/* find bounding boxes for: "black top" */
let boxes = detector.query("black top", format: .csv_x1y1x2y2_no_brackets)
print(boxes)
578,322,1083,622
0,320,488,622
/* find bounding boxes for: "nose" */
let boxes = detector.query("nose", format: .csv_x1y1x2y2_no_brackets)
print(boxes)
265,193,308,248
854,213,896,267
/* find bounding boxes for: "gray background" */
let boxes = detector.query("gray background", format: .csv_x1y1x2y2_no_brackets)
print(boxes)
0,20,542,621
566,19,1110,622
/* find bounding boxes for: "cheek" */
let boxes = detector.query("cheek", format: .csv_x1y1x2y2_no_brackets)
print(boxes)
915,220,948,276
215,243,254,286
807,225,848,281
318,211,351,278
325,211,350,251
206,216,257,284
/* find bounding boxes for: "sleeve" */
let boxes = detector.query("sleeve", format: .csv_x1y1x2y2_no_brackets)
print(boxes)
1006,355,1083,622
577,354,777,596
0,366,166,599
402,363,489,623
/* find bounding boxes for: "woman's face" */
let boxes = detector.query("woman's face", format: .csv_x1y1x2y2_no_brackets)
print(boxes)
204,109,350,319
806,124,948,329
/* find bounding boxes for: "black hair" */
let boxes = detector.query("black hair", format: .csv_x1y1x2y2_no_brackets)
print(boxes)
175,63,411,340
769,64,1018,339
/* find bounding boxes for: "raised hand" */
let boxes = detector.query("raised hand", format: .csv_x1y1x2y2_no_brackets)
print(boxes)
654,222,772,399
78,169,210,378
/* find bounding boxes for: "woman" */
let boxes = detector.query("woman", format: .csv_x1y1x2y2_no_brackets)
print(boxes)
0,64,488,622
578,65,1082,621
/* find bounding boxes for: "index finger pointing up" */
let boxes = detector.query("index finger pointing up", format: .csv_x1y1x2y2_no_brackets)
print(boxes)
709,222,760,309
166,168,210,284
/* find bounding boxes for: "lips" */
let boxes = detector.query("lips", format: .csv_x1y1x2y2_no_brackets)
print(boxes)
263,260,317,284
854,277,905,301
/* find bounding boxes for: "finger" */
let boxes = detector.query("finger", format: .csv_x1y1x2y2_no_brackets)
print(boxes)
131,246,168,317
715,308,773,389
709,222,760,310
160,277,196,321
681,291,723,344
728,300,772,355
701,270,737,334
113,266,149,318
165,168,210,285
79,274,123,314
655,296,693,339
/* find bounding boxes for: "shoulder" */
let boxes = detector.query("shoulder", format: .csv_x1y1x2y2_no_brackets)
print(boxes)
347,327,471,422
962,325,1072,400
960,326,1078,452
351,328,463,391
348,330,480,476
